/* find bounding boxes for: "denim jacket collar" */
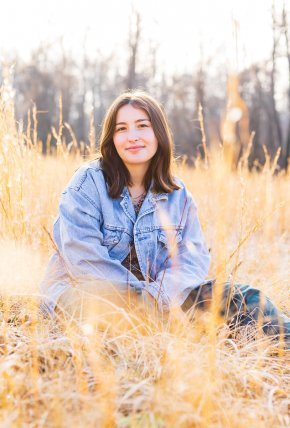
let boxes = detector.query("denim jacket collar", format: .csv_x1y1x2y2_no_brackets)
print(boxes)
120,183,168,224
120,182,168,202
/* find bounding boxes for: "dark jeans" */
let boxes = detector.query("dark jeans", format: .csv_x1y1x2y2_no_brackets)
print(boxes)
181,280,290,348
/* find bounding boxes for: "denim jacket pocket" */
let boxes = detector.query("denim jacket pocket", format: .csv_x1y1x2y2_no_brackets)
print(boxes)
102,227,131,260
157,229,183,247
103,232,121,246
155,228,183,272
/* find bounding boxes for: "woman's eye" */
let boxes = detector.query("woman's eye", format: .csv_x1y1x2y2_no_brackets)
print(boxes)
116,127,126,132
139,124,148,128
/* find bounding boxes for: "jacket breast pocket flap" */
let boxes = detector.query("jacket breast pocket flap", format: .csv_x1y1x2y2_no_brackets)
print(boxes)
102,231,121,246
102,227,131,259
158,228,183,247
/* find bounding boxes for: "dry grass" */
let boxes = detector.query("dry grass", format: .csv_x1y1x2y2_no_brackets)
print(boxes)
0,82,289,427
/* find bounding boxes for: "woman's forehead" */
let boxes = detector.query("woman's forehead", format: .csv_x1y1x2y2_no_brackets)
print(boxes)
115,104,149,122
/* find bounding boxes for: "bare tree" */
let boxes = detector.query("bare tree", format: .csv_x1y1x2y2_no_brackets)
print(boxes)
270,0,283,154
127,8,142,89
282,1,290,170
221,74,250,169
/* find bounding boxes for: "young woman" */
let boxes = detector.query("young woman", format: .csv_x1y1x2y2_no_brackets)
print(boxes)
40,90,289,346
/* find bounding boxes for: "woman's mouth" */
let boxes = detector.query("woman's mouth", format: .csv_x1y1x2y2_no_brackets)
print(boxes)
126,146,145,151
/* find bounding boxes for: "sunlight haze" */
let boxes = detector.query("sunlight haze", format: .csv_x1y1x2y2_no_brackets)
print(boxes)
1,0,275,73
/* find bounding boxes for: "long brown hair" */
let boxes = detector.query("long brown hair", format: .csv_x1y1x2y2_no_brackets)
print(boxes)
98,89,180,198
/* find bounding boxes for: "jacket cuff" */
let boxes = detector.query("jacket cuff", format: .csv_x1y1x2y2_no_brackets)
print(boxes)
143,281,171,312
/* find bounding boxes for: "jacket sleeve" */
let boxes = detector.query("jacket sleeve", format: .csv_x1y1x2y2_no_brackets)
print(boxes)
145,194,211,310
54,186,144,292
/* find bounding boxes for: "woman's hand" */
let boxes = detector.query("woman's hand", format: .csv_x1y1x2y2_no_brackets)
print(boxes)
130,288,157,312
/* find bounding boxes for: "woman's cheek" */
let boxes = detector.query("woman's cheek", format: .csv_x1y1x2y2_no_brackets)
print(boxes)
113,136,125,151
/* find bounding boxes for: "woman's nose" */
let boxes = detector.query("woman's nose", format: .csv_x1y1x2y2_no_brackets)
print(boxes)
128,129,140,141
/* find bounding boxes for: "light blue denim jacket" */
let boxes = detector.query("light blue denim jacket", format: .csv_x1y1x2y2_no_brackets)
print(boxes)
40,160,211,314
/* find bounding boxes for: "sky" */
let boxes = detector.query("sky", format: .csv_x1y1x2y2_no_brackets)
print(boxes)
0,0,282,76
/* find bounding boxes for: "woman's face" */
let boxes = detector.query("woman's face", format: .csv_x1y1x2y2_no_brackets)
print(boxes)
113,104,158,170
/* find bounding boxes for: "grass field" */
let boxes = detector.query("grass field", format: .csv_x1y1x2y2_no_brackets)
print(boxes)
0,90,289,427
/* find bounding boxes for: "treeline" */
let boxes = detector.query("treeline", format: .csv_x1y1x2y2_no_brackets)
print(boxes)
1,6,290,170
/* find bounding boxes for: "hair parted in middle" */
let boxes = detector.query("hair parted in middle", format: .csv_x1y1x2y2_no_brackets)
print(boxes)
98,89,181,198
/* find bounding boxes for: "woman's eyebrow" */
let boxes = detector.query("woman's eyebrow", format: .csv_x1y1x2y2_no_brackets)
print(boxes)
115,118,150,126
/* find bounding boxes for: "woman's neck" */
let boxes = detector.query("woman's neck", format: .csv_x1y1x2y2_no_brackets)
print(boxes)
126,163,148,195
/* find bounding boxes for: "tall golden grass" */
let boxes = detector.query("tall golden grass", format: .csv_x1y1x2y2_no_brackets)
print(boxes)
0,80,289,427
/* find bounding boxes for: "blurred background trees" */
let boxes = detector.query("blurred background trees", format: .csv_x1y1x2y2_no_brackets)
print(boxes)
1,4,290,170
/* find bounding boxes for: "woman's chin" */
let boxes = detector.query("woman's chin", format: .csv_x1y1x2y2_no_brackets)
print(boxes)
123,158,151,166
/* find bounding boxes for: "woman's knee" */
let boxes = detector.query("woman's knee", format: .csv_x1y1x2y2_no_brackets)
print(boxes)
54,281,155,330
